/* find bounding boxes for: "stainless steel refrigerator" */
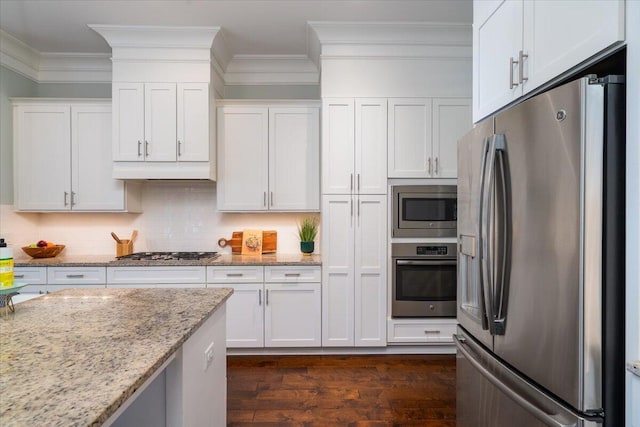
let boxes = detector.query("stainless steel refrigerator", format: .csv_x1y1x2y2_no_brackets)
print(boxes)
455,75,625,427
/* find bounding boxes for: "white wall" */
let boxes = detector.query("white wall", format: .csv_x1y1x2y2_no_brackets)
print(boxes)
1,181,320,256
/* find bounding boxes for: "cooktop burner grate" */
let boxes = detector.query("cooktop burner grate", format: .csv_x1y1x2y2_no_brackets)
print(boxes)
116,251,220,261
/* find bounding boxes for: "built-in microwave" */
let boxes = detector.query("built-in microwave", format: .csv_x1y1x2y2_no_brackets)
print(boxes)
392,185,457,238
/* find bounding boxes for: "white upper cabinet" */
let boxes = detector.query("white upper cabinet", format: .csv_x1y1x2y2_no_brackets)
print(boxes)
322,98,387,195
473,0,625,121
387,98,432,178
217,107,269,211
113,82,209,164
388,97,470,178
177,83,210,162
13,99,140,212
432,98,473,179
217,102,320,211
144,83,177,162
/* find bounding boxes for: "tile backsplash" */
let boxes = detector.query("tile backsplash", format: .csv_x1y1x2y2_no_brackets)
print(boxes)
1,181,320,256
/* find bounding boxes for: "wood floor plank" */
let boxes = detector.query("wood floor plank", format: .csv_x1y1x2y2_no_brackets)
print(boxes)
227,354,456,425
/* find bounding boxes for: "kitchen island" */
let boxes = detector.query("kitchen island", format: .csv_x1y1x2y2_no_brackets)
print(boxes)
0,287,233,426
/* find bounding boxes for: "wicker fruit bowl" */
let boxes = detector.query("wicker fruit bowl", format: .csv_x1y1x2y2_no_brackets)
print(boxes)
22,245,66,258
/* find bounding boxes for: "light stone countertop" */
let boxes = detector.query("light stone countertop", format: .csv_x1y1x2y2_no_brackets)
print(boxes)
14,253,321,267
0,287,233,427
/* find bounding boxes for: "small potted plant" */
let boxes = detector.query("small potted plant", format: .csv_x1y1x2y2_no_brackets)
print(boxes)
297,217,319,255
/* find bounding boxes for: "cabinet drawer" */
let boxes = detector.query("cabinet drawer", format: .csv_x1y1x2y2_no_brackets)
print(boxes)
264,266,321,283
14,267,47,284
48,267,106,285
387,319,457,344
107,266,206,285
206,266,263,283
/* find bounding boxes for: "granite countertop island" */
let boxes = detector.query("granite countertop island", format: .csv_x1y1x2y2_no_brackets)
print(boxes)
14,253,322,267
0,287,233,426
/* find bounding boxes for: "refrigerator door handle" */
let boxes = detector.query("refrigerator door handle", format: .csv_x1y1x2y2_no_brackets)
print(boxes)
476,136,491,331
454,334,578,427
480,136,497,335
492,134,510,336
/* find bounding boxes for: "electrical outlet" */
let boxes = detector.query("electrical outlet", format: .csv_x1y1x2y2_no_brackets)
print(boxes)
204,341,215,371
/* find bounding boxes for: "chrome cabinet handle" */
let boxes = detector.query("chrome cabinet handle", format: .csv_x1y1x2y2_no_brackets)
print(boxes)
145,140,150,156
270,192,274,207
263,192,267,207
428,157,432,175
66,274,85,278
350,173,353,192
137,140,142,157
14,274,25,279
178,140,182,157
435,158,439,175
226,273,243,277
284,273,301,277
357,173,360,191
258,289,262,306
424,330,441,334
70,192,76,207
518,50,528,84
510,57,519,89
64,191,69,206
265,289,269,305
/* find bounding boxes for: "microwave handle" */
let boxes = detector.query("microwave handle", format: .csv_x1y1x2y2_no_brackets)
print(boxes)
396,260,457,266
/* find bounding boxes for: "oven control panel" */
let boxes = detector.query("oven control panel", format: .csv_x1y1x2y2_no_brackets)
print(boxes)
416,246,448,256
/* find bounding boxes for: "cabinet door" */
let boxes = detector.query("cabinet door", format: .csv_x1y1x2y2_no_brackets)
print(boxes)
269,107,320,210
112,82,144,161
355,99,387,194
473,0,523,122
264,282,321,347
387,98,433,178
144,83,177,162
432,98,472,179
522,0,624,94
322,195,355,346
72,104,124,211
177,83,209,162
210,283,264,348
14,104,71,210
322,99,355,195
354,195,387,347
217,107,269,210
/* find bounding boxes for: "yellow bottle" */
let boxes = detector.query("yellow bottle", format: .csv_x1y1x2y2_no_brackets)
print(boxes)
0,238,14,288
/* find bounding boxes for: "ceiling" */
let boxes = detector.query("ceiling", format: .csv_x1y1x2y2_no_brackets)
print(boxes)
0,0,472,57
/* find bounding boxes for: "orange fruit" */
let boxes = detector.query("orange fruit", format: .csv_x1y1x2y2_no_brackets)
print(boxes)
46,242,54,247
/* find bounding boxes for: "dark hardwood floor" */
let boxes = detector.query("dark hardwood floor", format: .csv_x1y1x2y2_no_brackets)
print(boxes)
227,354,456,426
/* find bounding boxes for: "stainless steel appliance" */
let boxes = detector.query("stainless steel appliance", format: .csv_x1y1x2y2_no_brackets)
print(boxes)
114,252,220,261
391,242,457,318
456,75,625,426
392,185,457,237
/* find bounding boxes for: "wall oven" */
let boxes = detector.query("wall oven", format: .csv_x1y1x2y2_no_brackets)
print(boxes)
392,242,457,318
392,185,457,237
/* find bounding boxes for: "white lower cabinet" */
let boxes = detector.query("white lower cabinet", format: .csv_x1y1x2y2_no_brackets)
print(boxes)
322,194,387,347
106,266,206,288
208,265,321,348
14,266,106,294
387,318,457,344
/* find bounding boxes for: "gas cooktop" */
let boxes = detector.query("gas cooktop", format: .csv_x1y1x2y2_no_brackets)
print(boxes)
116,251,220,261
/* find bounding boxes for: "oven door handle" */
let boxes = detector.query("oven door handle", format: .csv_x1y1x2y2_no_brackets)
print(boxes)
396,260,457,266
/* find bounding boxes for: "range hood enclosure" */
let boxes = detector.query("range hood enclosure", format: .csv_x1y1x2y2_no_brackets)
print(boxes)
90,25,220,180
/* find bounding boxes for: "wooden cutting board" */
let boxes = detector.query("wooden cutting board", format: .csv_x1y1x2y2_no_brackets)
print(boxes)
218,231,277,254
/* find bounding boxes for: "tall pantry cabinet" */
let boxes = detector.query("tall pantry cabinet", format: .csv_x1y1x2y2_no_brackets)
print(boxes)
321,98,387,347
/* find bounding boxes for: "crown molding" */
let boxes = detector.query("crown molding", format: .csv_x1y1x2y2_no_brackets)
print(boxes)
308,21,471,59
88,25,220,49
224,55,319,85
0,29,40,81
